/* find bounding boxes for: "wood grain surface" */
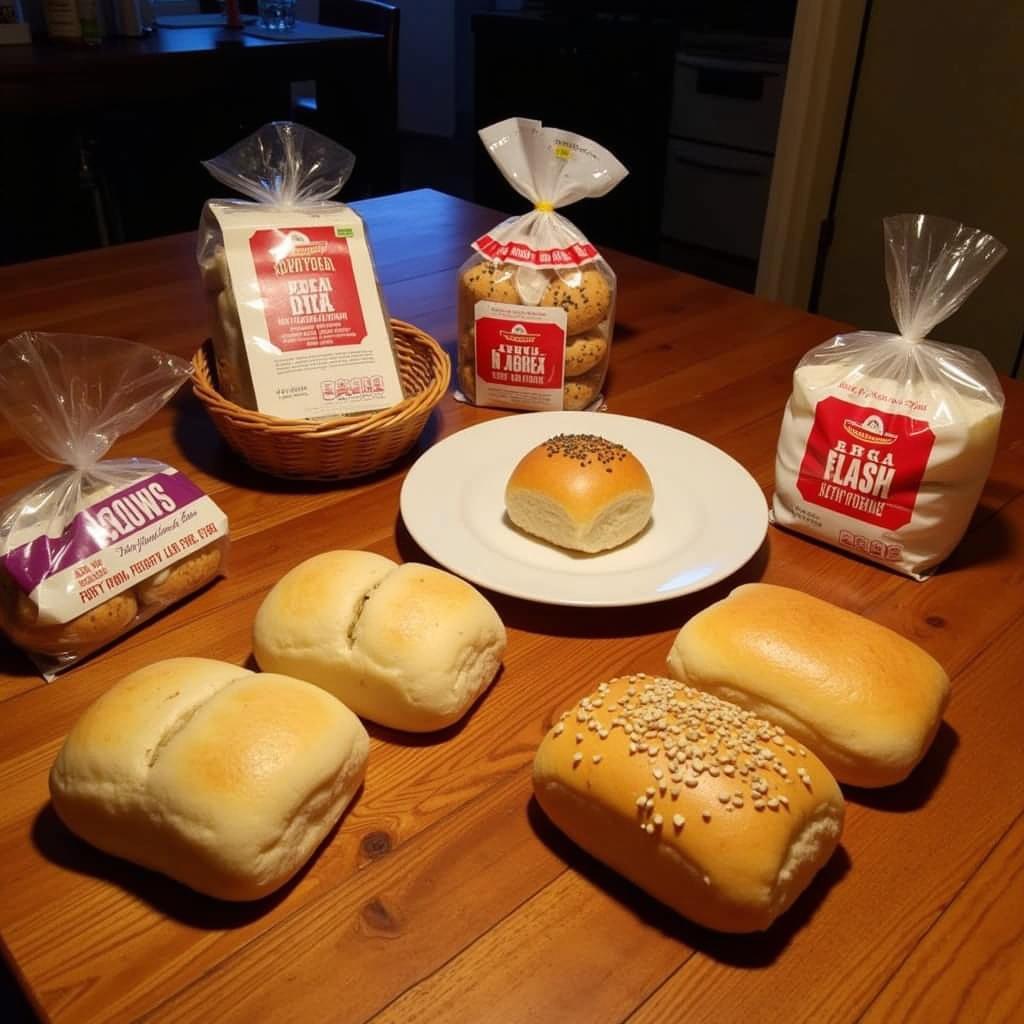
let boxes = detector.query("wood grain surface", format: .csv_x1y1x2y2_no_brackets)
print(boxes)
0,190,1021,1024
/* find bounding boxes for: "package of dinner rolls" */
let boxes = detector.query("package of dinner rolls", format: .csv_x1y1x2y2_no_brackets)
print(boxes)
773,214,1007,578
197,122,404,420
457,118,627,412
0,333,229,677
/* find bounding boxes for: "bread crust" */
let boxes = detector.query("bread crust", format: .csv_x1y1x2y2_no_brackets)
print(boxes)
49,658,369,900
667,583,951,787
252,551,507,731
0,570,139,657
135,540,225,607
505,434,653,551
541,268,612,334
533,674,844,932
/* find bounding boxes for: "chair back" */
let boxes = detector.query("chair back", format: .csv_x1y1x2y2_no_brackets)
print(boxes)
318,0,399,86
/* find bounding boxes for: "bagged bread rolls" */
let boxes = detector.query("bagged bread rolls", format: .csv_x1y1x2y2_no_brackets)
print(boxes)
50,658,369,901
533,674,844,932
252,550,507,731
772,214,1006,578
667,584,951,787
457,118,626,412
0,333,229,677
197,122,404,420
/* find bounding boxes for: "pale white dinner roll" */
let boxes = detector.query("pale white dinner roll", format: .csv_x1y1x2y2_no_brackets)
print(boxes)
252,551,507,732
667,584,951,788
533,674,844,933
505,434,654,553
49,658,369,901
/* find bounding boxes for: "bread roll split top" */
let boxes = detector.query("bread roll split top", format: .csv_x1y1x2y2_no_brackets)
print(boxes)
534,674,844,932
49,658,369,901
252,550,507,732
667,584,951,787
505,434,653,553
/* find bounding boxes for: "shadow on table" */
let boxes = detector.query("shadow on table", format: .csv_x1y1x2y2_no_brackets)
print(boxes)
525,796,851,966
30,788,361,929
943,504,1016,571
395,514,769,640
0,637,37,680
843,721,959,812
172,391,443,493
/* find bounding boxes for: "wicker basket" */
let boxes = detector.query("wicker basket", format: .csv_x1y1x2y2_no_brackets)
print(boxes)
191,319,450,480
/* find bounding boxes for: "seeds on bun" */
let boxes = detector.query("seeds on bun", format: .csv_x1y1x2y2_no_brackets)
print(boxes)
505,434,653,553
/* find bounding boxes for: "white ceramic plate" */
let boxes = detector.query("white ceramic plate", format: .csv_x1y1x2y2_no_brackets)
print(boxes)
400,412,767,607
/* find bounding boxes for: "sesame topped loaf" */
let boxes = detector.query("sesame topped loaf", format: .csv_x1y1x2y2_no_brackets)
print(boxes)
533,674,845,932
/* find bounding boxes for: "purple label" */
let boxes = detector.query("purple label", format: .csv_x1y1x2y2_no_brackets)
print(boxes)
2,472,208,594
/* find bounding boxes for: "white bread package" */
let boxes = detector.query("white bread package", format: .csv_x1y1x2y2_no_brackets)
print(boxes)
50,658,369,901
197,122,404,420
253,550,506,732
457,118,627,412
0,333,229,677
773,215,1007,578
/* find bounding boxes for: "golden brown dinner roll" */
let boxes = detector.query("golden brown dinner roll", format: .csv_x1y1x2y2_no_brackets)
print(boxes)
505,434,653,552
49,658,369,901
135,541,224,607
0,576,139,658
562,371,602,411
460,261,521,305
458,360,477,401
564,330,609,377
541,267,612,334
667,584,951,787
458,324,475,363
252,551,507,732
533,674,845,933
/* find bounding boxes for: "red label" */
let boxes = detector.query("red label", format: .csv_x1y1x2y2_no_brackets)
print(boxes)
471,233,598,268
475,317,565,389
796,397,935,530
249,227,366,352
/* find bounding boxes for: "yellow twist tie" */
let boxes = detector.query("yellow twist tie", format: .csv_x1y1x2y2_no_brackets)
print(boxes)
534,200,554,213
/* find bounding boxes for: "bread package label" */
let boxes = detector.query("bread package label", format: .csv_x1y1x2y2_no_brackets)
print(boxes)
473,301,567,411
211,203,404,419
796,392,935,535
773,214,1007,578
776,366,1000,571
2,468,227,625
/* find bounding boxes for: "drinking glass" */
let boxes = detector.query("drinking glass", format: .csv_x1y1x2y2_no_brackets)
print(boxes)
257,0,296,31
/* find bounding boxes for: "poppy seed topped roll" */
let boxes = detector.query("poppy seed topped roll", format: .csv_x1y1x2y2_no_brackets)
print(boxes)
505,434,653,553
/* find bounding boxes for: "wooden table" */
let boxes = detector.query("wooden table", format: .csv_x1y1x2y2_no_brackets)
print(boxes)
0,189,1022,1023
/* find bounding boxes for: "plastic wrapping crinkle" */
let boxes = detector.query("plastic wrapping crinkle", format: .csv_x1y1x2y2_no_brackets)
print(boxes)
0,333,230,677
772,214,1007,578
457,118,627,412
197,122,404,421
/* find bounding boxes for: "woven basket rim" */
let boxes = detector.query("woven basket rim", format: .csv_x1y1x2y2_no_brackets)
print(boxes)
191,318,450,439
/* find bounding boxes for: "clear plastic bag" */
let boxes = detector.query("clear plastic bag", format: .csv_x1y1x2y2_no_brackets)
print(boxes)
773,214,1007,578
0,333,230,677
197,122,404,420
457,118,627,412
